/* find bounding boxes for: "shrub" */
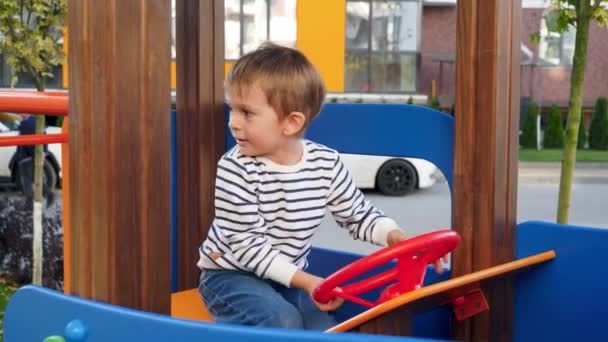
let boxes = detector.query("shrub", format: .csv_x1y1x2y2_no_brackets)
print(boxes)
427,97,440,111
589,97,608,150
543,104,564,148
520,101,539,149
406,96,414,104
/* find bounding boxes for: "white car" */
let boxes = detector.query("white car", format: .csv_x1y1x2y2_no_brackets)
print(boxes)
341,154,440,196
0,114,62,190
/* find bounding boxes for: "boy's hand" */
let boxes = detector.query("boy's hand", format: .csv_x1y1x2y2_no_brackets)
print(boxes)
291,270,344,312
386,229,449,274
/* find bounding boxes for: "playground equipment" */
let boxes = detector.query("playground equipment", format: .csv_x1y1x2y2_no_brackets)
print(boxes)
4,0,608,341
6,97,607,342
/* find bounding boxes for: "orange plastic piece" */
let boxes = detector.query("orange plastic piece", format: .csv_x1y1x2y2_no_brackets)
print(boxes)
171,289,214,323
61,118,71,294
0,91,68,116
0,134,68,147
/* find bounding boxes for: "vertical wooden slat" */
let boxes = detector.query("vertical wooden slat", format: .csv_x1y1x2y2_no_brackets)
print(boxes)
175,0,225,291
453,0,520,341
68,0,171,314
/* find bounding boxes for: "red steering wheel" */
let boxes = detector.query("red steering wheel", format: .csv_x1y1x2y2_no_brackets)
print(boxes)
312,230,460,308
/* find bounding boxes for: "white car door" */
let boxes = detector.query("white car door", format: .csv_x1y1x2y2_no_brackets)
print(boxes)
0,121,18,178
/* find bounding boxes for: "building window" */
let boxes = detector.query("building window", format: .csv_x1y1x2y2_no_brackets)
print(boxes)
539,17,575,66
226,0,297,60
345,0,421,93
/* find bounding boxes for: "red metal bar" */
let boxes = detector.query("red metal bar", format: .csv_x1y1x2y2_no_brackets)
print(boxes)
0,91,68,116
0,134,68,147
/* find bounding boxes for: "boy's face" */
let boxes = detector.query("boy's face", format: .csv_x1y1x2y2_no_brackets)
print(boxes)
226,83,290,158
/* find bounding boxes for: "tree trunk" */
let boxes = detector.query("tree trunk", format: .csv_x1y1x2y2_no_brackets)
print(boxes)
32,78,46,285
557,3,591,224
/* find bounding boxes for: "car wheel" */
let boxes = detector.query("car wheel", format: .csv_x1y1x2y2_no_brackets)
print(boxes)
13,157,58,199
375,159,418,196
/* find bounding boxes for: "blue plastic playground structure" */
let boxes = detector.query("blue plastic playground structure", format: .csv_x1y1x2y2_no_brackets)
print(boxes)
5,104,608,341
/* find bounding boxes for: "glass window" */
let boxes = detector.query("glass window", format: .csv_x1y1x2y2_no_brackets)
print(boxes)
225,0,242,59
539,18,576,66
269,0,297,47
225,0,297,59
370,53,416,92
242,0,268,54
371,1,418,52
171,0,176,59
345,52,370,92
346,2,370,50
345,0,420,93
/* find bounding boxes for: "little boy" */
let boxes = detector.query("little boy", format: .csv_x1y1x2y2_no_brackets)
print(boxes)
197,43,416,330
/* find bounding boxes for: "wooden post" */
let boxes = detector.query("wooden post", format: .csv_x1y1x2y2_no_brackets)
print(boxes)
452,0,520,341
67,0,171,314
175,0,225,291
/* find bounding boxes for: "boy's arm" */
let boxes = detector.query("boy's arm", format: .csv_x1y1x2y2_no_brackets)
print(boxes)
213,156,298,287
327,155,404,246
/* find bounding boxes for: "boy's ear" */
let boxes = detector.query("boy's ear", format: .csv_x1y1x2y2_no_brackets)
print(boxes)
282,111,307,136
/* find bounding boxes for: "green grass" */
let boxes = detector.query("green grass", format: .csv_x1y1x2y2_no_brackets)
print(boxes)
519,149,608,162
0,280,17,342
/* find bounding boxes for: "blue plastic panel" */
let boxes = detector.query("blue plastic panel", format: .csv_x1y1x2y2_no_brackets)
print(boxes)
515,220,608,342
4,286,448,342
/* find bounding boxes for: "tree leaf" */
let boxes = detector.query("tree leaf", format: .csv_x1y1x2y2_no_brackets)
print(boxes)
0,0,67,90
530,32,541,43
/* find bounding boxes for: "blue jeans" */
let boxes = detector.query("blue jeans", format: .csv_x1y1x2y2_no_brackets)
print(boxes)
198,269,337,330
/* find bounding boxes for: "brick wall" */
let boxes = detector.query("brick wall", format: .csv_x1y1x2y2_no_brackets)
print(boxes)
421,6,608,111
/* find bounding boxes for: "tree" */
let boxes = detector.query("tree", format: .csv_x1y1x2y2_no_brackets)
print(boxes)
578,110,587,149
538,1,608,224
543,104,565,148
520,101,539,149
589,96,608,149
0,0,67,285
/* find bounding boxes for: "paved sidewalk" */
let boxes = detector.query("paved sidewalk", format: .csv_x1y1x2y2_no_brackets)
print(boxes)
519,162,608,184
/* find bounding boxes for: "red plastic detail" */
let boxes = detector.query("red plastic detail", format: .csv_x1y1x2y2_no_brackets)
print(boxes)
0,134,68,147
332,290,375,308
451,289,489,321
0,91,68,116
312,230,460,307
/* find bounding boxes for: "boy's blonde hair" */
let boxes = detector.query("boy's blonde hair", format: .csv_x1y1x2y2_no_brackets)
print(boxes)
226,43,326,129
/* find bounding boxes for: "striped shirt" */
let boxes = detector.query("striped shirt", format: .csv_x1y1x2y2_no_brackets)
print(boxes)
197,139,399,287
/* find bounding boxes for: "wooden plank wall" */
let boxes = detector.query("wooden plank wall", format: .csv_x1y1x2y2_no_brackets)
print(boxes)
67,0,171,314
452,0,521,341
175,0,226,291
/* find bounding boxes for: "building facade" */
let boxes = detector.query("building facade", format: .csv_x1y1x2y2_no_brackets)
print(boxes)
421,1,608,111
1,0,606,111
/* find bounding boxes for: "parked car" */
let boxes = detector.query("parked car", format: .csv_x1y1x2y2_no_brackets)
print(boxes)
0,114,62,192
341,154,441,196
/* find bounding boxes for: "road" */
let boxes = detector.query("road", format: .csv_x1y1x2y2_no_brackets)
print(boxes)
312,181,608,255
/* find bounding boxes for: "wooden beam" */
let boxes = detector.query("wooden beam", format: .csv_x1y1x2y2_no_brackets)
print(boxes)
67,0,171,314
175,0,225,291
453,0,521,341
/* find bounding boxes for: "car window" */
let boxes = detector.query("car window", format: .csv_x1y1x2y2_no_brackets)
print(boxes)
0,114,21,131
0,121,9,133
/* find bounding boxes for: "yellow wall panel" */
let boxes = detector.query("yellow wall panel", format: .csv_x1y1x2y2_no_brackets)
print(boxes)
171,61,177,89
297,0,345,92
62,28,69,88
64,3,346,93
225,62,233,78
